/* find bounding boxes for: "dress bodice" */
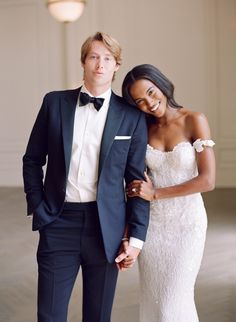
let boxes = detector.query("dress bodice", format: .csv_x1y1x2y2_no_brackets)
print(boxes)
146,141,198,188
145,140,211,223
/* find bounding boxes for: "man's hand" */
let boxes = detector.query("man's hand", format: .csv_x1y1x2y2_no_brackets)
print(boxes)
115,242,141,271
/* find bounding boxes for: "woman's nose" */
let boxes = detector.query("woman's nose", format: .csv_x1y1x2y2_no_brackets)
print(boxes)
146,97,154,107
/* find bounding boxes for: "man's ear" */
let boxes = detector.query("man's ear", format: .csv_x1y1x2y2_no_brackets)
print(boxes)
115,64,120,72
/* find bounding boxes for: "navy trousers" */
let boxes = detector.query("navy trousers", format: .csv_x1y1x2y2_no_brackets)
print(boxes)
37,202,118,322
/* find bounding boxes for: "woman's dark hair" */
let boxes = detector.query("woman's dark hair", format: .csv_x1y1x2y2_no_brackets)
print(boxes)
122,64,182,109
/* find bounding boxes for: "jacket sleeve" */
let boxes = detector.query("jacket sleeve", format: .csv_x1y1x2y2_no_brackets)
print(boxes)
124,112,150,241
22,94,49,215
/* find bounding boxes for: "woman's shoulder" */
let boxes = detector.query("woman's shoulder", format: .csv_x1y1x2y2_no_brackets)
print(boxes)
182,108,211,138
182,108,208,125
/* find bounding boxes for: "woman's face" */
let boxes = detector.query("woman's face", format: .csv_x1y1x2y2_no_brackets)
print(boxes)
129,79,167,116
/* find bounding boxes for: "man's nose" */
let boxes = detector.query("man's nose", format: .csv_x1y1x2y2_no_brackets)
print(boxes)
96,58,104,69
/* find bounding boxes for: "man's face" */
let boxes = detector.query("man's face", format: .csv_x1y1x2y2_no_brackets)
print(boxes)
82,41,119,92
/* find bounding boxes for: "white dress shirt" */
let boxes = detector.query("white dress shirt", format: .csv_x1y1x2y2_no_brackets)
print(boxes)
65,85,143,249
66,86,111,202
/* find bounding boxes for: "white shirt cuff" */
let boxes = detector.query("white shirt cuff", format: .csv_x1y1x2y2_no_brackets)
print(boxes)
129,237,144,249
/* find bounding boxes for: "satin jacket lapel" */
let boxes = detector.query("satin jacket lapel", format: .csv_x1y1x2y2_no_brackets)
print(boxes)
61,88,80,177
98,93,126,176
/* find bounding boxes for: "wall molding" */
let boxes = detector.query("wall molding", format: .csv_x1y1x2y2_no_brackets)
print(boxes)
0,140,26,185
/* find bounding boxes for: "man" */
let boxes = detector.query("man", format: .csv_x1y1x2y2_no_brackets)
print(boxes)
23,31,149,322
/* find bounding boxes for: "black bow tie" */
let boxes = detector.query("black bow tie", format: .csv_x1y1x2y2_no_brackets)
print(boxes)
79,92,104,111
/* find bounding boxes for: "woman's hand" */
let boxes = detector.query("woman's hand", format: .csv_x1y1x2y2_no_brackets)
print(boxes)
126,171,155,201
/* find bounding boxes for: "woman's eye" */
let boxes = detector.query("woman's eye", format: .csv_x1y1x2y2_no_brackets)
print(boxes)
136,100,144,106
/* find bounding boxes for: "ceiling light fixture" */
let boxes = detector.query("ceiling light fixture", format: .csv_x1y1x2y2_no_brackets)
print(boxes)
46,0,86,23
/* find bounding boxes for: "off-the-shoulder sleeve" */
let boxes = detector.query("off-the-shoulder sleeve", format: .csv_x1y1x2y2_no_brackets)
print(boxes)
193,139,215,152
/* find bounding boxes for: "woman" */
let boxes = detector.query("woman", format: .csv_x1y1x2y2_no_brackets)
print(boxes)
122,64,216,322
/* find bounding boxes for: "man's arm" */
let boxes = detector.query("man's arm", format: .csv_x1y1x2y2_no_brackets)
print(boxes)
124,111,150,239
115,111,150,269
22,95,48,215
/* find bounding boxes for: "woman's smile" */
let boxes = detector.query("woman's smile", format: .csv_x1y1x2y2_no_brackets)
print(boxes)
150,100,161,112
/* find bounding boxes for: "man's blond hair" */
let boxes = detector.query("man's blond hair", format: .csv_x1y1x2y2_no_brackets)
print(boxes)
81,31,122,65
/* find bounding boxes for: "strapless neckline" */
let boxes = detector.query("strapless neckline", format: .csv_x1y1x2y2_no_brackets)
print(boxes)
147,141,192,153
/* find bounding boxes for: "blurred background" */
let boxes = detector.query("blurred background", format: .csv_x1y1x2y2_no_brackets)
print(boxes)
0,0,235,321
0,0,236,186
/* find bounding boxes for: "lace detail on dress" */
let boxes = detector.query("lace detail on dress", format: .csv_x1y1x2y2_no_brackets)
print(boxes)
193,139,215,152
139,141,208,322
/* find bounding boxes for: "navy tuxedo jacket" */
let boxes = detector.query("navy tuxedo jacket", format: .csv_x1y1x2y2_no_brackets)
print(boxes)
23,88,150,262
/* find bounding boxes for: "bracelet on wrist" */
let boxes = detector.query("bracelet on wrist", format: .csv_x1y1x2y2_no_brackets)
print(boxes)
121,237,129,241
152,189,156,201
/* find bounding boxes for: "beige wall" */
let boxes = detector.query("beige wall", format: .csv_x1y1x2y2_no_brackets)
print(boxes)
0,0,235,186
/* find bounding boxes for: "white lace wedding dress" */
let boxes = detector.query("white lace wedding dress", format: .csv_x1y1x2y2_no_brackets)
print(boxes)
139,140,214,322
